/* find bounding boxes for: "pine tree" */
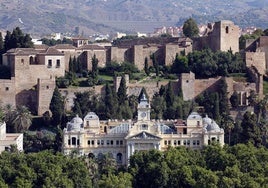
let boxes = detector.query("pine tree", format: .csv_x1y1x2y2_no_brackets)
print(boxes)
49,87,64,126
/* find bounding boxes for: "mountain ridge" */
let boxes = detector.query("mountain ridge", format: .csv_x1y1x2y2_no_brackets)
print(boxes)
0,0,268,37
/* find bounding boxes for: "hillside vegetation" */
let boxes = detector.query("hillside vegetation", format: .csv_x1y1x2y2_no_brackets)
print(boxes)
0,0,268,36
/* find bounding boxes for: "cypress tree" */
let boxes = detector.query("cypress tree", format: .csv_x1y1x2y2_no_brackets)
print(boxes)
166,82,175,107
144,57,149,76
104,84,118,119
49,87,64,126
69,57,73,72
138,87,149,102
0,32,3,64
92,54,99,85
117,75,127,105
4,31,11,51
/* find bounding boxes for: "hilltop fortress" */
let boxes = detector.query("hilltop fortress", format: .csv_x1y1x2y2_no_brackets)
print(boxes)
0,20,266,116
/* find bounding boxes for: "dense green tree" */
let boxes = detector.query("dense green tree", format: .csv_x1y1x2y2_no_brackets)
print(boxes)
72,91,96,117
188,49,218,78
171,53,189,74
99,172,133,188
49,87,64,126
240,112,262,146
182,18,199,38
4,27,33,52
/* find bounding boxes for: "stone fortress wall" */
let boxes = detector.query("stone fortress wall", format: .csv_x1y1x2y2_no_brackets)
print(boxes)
0,20,266,117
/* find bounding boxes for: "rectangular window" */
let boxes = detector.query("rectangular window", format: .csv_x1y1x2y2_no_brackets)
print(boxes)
88,140,90,145
197,140,200,145
168,140,171,145
183,140,186,145
107,140,110,145
178,140,181,145
174,140,177,145
120,140,123,145
97,140,100,145
111,140,113,145
187,140,190,145
101,140,104,145
116,140,119,145
183,128,187,134
164,140,167,145
68,139,70,145
91,140,94,145
77,139,80,146
193,140,196,145
48,59,52,68
56,59,60,68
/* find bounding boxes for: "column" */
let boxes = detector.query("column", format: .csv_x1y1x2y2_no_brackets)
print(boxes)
131,143,135,155
127,143,130,160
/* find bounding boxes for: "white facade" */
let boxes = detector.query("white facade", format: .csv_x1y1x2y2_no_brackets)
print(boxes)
63,95,224,165
0,122,23,152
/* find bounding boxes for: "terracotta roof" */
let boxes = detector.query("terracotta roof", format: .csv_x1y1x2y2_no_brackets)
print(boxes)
39,47,64,55
6,48,38,55
78,44,105,50
53,44,77,50
34,44,49,50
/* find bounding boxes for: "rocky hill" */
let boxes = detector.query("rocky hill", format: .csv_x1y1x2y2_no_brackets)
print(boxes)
0,0,268,37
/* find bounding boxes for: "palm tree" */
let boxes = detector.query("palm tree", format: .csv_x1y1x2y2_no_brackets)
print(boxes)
3,104,15,132
12,106,32,132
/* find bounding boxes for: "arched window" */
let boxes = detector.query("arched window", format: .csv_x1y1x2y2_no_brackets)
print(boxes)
104,126,107,133
225,26,229,34
71,137,76,145
116,153,122,163
30,56,34,64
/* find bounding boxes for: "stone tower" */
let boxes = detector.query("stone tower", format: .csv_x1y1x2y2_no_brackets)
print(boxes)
193,20,240,53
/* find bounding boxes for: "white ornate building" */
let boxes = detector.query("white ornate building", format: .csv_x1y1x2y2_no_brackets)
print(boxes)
63,95,224,165
0,122,23,152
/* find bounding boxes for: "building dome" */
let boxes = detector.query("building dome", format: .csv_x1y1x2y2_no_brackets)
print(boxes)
84,112,99,120
206,121,221,132
203,115,221,132
203,115,212,125
67,115,83,131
